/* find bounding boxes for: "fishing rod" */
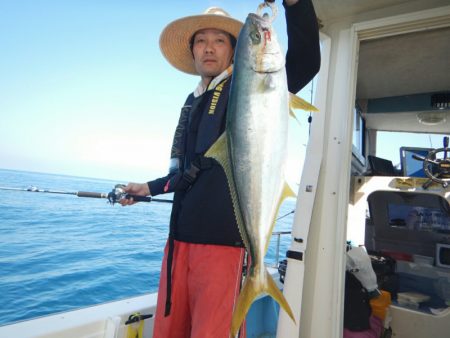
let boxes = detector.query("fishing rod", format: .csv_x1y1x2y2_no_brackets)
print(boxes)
0,184,173,205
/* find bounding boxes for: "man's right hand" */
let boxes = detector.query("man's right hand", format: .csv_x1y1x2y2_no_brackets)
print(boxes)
119,182,150,206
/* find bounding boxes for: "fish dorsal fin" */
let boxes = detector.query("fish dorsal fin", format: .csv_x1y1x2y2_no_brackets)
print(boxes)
204,133,249,248
264,182,296,255
289,92,318,124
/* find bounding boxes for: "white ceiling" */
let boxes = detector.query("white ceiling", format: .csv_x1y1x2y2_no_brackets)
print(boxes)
357,27,450,100
313,0,449,24
313,0,412,23
358,26,449,133
313,0,450,133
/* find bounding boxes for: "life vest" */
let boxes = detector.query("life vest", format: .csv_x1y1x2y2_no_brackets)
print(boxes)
167,77,244,247
163,77,244,316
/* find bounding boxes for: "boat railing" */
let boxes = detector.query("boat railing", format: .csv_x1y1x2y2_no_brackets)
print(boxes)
270,230,291,268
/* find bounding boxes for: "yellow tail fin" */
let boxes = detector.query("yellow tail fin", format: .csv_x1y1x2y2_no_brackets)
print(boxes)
230,268,296,337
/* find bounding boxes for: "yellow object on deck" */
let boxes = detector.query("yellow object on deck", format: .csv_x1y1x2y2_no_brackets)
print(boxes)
126,313,144,338
370,290,392,321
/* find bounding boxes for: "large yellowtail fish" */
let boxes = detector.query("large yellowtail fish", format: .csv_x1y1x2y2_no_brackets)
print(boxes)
205,2,317,336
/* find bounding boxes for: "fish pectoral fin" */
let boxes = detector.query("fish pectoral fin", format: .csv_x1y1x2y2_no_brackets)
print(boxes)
230,268,296,337
289,92,318,112
264,182,296,255
289,107,302,125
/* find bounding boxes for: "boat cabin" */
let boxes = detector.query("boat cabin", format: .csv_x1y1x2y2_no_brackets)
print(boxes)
347,4,450,337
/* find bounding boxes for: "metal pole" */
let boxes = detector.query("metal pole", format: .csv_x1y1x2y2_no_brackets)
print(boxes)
275,233,281,267
271,231,291,267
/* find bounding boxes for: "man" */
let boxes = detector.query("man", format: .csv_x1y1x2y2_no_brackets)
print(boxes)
121,1,320,337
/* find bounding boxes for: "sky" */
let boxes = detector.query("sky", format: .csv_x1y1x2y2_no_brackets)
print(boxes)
0,0,315,185
2,1,446,188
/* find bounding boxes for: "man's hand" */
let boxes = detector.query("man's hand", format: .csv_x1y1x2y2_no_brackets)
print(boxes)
284,0,299,6
119,182,150,206
265,0,299,7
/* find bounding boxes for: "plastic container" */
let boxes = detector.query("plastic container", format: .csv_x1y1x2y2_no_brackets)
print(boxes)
433,277,450,302
413,254,434,266
370,290,392,320
397,292,430,309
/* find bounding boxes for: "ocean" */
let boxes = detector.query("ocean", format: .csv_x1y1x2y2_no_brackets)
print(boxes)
0,169,295,325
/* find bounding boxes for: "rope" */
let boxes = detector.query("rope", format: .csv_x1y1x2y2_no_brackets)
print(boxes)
276,209,295,221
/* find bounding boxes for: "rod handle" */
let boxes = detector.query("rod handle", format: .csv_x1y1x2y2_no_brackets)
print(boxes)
127,194,152,203
77,191,107,198
148,197,173,204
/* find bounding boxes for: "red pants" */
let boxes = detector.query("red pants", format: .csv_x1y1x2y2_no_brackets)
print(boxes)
153,240,246,338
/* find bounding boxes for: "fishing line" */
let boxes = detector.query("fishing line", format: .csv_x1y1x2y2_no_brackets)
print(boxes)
276,209,295,221
308,78,314,135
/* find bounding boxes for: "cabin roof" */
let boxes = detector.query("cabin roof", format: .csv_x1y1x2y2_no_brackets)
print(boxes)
357,27,450,100
312,0,448,24
313,0,450,133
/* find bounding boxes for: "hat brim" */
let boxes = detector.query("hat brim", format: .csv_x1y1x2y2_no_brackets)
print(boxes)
159,14,243,75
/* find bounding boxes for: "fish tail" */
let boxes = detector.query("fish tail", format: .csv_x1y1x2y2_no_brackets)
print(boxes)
263,268,296,324
230,277,258,337
230,268,296,337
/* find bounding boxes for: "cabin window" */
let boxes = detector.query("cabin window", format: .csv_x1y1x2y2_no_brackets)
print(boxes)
388,203,450,231
352,104,366,164
375,131,448,169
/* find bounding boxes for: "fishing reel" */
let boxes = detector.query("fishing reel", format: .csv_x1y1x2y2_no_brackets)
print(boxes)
107,184,151,205
107,184,161,205
107,184,129,205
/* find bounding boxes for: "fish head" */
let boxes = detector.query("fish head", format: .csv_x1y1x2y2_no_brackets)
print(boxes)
236,13,285,73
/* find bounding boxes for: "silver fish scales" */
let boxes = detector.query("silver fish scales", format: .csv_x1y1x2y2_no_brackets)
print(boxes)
204,3,300,336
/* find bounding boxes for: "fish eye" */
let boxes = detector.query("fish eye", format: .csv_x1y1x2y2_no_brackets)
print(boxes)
250,31,261,44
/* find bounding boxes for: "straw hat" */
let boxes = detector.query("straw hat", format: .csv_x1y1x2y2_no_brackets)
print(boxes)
159,7,243,75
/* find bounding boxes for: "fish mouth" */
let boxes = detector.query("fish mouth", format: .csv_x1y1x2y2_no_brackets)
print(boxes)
254,45,284,73
252,49,284,73
248,13,270,25
247,13,272,33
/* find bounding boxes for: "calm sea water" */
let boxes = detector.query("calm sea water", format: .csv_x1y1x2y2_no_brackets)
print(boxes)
0,169,295,325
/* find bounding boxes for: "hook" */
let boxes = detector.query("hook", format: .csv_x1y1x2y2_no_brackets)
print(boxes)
256,1,278,23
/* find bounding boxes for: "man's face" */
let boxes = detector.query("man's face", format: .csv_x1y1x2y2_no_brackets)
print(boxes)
192,29,234,80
